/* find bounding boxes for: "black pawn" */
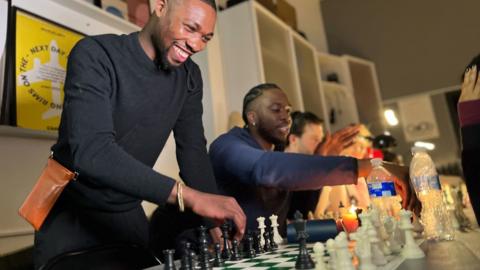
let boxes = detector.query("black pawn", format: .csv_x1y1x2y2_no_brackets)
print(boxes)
231,239,242,261
180,242,192,270
269,228,278,250
254,230,264,254
163,249,176,270
263,230,271,252
221,222,232,260
245,234,256,258
213,243,225,267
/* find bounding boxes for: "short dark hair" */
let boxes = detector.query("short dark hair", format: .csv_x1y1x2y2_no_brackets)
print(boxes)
242,83,281,125
286,111,323,145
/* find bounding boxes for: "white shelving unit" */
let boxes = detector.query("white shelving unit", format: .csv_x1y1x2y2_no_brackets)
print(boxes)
218,0,304,116
343,55,385,134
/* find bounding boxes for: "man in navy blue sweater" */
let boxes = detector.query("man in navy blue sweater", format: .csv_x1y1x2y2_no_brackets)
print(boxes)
34,0,245,268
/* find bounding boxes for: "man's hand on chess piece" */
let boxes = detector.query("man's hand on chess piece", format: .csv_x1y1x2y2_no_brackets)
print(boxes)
182,186,246,240
460,65,480,102
315,125,360,156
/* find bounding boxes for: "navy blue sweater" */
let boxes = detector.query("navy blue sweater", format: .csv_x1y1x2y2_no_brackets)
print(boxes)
52,32,217,212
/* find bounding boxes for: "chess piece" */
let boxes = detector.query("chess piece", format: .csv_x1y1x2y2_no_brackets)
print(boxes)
254,230,264,254
370,207,391,255
399,209,425,259
268,227,278,250
163,249,176,270
384,216,402,254
180,242,193,270
350,227,376,270
221,222,232,260
263,229,271,252
269,214,284,245
198,226,213,270
293,211,315,269
231,239,242,260
334,232,354,270
367,221,387,266
326,239,337,269
313,242,327,270
257,216,266,247
213,243,225,267
245,233,256,258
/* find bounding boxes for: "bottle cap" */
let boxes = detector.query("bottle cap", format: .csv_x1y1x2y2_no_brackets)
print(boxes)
411,146,427,155
370,158,383,167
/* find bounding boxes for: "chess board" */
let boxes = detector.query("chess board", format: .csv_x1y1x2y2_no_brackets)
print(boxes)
213,243,408,270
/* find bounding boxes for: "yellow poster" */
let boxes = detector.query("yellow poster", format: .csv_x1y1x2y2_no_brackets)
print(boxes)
15,10,83,131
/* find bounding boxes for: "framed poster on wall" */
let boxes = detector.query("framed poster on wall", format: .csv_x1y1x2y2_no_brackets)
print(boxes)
2,8,84,131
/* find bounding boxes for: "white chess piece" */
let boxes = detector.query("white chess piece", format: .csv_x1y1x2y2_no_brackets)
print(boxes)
334,232,354,270
351,227,376,270
313,242,328,270
384,216,402,254
257,216,266,246
269,214,283,245
370,206,392,255
326,238,337,270
365,217,387,266
399,209,425,259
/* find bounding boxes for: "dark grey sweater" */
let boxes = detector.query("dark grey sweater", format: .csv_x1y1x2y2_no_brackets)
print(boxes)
52,32,218,211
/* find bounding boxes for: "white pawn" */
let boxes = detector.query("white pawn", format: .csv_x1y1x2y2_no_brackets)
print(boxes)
313,242,328,270
384,216,402,254
399,209,425,259
326,239,337,270
269,214,283,245
334,232,354,270
257,216,266,246
367,221,387,266
351,227,377,270
370,207,392,255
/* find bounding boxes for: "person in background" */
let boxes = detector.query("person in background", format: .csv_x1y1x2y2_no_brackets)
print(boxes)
34,0,246,268
284,111,357,219
459,55,480,225
209,83,416,235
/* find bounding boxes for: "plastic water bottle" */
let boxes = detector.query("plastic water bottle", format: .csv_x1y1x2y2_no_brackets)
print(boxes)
366,158,397,221
410,147,454,241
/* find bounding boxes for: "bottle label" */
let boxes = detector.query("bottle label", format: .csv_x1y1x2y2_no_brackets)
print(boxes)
367,182,397,197
412,175,441,192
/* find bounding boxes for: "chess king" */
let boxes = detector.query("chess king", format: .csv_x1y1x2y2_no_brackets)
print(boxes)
209,83,417,236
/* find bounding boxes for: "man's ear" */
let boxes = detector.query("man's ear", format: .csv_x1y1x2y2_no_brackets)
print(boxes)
153,0,168,17
288,134,298,146
246,111,256,127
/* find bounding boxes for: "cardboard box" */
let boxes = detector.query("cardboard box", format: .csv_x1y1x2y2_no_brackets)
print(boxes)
256,0,276,13
275,0,297,29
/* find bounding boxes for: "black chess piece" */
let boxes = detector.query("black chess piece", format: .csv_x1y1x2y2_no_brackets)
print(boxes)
268,227,278,250
253,230,264,254
197,226,212,270
263,230,271,252
179,242,192,270
213,243,225,267
245,234,256,258
231,239,242,261
221,222,232,260
293,211,315,269
163,249,176,270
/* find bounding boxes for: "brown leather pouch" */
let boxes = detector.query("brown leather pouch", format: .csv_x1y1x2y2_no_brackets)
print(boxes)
18,156,77,230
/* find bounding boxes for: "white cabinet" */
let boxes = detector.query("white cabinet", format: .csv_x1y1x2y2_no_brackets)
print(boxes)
218,0,365,133
218,0,303,117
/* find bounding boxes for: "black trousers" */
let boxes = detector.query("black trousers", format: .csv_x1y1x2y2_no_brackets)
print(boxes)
34,198,149,269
